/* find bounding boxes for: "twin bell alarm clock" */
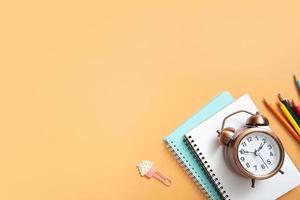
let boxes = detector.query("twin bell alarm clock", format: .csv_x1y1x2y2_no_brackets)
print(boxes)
217,110,285,188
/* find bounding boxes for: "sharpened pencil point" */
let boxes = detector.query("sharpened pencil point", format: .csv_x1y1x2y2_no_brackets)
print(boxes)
277,93,284,102
294,74,300,94
262,98,267,104
291,99,298,108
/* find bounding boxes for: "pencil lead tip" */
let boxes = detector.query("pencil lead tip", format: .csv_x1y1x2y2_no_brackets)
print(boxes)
277,93,284,102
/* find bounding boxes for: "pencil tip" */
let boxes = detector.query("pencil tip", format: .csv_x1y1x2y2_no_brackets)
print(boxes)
262,98,266,103
277,93,284,101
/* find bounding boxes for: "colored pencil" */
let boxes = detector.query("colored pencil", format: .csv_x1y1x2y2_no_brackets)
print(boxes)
294,74,300,93
292,99,300,118
277,101,300,135
278,94,300,125
263,98,300,143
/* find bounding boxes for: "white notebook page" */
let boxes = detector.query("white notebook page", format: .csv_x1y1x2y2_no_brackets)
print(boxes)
185,94,300,200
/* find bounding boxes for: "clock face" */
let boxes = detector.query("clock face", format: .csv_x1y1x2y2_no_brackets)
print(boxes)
237,131,282,176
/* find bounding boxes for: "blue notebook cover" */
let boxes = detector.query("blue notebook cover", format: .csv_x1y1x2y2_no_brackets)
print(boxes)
164,91,234,199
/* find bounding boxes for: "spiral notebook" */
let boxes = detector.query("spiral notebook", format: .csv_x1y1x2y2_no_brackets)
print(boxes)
185,94,300,200
164,91,234,200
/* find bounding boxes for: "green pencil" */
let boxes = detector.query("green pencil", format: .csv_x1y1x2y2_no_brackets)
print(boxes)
278,93,300,126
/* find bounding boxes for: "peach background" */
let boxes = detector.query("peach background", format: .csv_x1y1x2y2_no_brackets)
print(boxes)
0,0,300,199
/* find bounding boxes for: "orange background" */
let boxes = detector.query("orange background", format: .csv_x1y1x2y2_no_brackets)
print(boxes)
0,0,300,199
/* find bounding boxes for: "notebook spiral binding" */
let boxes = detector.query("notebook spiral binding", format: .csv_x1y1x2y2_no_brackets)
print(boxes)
166,140,220,200
165,142,210,199
185,135,231,200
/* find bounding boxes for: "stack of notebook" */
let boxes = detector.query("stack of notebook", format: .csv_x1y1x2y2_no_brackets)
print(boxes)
164,92,300,200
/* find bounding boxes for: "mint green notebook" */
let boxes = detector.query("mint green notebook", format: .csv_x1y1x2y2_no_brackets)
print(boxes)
164,92,233,200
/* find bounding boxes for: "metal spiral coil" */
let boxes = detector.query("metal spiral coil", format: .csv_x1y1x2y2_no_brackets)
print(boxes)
184,135,230,200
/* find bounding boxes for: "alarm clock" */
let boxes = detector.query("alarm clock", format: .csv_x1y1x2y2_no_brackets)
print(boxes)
217,110,285,188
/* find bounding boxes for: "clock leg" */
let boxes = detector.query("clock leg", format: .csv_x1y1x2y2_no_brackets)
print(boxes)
251,179,255,188
279,170,284,174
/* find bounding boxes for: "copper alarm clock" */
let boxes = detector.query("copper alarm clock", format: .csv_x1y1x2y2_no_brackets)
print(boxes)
217,110,285,188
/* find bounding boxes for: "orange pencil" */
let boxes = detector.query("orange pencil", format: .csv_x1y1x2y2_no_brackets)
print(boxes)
263,98,300,143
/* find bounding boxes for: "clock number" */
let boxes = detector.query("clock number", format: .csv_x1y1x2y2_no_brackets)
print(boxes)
239,149,245,154
261,164,265,169
267,144,272,150
255,136,259,141
246,163,250,168
253,165,257,171
247,137,252,142
240,157,245,162
270,152,274,156
267,159,271,165
262,138,266,143
241,142,247,147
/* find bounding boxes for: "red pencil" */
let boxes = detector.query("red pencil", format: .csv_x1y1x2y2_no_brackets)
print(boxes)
292,99,300,118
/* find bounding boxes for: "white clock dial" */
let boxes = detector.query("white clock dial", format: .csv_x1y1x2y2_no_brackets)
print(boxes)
237,132,281,176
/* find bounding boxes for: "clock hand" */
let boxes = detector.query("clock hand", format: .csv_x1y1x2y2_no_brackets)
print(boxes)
258,154,269,169
244,150,255,154
256,142,263,152
260,142,266,151
257,141,266,152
